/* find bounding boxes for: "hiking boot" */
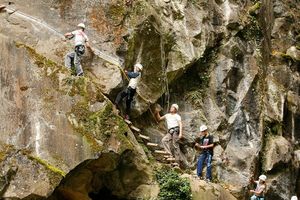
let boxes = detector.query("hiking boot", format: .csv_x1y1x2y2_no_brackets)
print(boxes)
77,72,84,76
205,178,212,183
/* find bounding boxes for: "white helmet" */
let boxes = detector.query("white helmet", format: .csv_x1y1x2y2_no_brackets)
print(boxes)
259,175,267,181
77,23,86,29
134,63,143,71
171,104,179,111
200,125,208,132
291,196,298,200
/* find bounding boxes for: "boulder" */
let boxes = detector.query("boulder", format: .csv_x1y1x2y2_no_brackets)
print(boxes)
293,150,300,168
264,77,286,122
181,174,237,200
286,46,300,61
263,136,292,172
49,151,157,200
266,168,297,200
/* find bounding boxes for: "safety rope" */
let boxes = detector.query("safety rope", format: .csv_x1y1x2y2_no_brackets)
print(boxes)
161,36,170,110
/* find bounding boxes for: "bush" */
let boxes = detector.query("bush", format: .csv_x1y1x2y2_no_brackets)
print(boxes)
156,168,192,200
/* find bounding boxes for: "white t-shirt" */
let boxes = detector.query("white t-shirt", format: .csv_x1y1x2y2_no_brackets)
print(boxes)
71,30,89,46
128,75,141,89
254,181,265,196
164,113,181,129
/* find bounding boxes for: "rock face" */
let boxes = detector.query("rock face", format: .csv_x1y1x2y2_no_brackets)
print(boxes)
181,174,237,200
48,151,158,200
0,0,300,199
0,22,149,199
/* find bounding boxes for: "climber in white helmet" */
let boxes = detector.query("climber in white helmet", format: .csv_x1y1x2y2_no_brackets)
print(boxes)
115,63,143,120
291,196,298,200
64,23,93,76
154,103,185,167
195,125,214,182
249,174,267,200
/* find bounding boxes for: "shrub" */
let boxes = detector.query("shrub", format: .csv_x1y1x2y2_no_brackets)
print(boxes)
156,168,192,200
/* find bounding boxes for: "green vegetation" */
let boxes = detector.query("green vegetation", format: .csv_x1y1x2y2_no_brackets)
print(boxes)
16,42,133,155
71,102,133,153
248,2,261,16
29,155,66,177
183,47,216,108
156,168,192,200
264,121,282,137
272,50,296,61
237,1,263,42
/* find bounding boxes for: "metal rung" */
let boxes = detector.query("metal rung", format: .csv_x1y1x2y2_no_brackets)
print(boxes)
139,134,150,140
130,125,140,132
146,142,158,147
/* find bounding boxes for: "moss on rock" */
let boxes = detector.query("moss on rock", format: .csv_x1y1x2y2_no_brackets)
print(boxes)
28,155,66,177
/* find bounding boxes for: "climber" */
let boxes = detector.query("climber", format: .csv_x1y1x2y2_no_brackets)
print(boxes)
249,175,267,200
154,104,185,166
115,63,143,120
195,125,214,182
291,196,298,200
64,23,93,76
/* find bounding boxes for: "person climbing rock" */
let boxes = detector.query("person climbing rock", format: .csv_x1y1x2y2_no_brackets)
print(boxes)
249,175,267,200
155,104,186,167
195,125,214,182
64,23,93,76
115,63,143,119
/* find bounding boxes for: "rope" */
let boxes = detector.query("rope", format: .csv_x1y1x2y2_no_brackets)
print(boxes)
160,36,170,110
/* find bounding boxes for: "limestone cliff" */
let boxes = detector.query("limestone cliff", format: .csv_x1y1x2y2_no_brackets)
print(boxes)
0,0,299,199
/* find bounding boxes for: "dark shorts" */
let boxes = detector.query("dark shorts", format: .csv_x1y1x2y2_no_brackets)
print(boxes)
168,126,179,135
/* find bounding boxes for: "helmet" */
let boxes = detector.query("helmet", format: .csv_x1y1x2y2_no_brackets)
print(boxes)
134,63,143,71
200,125,208,132
77,23,86,29
291,196,298,200
259,175,267,181
171,104,179,111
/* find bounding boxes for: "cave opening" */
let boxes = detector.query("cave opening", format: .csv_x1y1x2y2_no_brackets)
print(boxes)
89,187,127,200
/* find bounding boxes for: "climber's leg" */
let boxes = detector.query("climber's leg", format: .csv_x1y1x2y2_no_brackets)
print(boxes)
162,133,173,156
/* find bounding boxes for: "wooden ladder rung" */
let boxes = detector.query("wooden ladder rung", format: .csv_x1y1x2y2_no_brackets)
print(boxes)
139,134,150,140
154,150,169,155
166,157,176,161
171,163,179,167
124,119,132,124
130,125,140,132
146,142,158,147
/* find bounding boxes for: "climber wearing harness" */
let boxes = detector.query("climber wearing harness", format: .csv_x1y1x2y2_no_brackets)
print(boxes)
249,175,267,200
155,104,185,166
64,23,92,76
115,63,143,120
195,125,214,182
